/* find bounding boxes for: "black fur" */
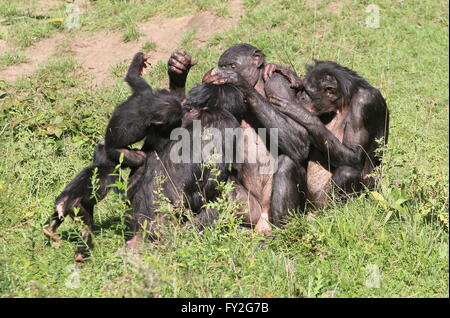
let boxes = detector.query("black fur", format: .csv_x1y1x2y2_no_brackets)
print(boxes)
127,83,245,237
105,52,183,167
43,141,117,257
44,52,184,258
276,60,389,204
306,60,372,105
218,43,265,67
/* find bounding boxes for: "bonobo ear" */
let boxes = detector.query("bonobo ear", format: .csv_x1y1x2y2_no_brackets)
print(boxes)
252,50,265,68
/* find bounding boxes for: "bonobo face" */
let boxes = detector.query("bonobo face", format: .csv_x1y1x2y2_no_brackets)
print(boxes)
218,50,262,87
303,72,342,115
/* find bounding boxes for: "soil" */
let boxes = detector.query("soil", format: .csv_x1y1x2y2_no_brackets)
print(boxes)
0,0,244,86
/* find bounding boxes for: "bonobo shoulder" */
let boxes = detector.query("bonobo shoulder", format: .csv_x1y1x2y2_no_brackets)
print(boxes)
352,87,382,109
350,86,387,128
264,72,297,101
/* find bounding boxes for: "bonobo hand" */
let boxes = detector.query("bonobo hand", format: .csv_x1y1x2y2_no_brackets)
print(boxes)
268,94,295,109
269,94,314,124
202,67,249,89
263,63,303,90
141,54,151,75
168,51,196,88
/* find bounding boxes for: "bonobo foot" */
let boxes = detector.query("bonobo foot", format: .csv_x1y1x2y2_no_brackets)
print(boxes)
254,215,272,236
74,231,93,262
126,233,144,253
75,252,88,262
140,53,151,75
43,226,62,249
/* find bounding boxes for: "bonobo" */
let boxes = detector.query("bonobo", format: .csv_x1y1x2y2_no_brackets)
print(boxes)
201,43,311,229
167,50,196,99
43,140,117,261
44,52,183,261
126,83,243,246
104,52,183,167
268,61,389,207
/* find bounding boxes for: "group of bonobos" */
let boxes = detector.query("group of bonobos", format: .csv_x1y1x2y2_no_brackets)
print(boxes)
43,43,389,262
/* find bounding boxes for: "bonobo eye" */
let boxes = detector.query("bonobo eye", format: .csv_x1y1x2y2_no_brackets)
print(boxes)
325,87,335,93
230,64,236,69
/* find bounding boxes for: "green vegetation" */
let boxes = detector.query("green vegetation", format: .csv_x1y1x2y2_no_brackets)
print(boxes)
0,52,29,69
0,0,448,297
142,40,157,52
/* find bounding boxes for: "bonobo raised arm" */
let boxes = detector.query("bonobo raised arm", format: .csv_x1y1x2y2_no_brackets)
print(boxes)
203,67,310,165
168,50,196,99
105,52,182,168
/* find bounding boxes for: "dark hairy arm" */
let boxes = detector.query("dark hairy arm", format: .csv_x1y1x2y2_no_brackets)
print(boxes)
269,93,372,170
168,51,196,99
203,67,310,164
125,52,152,94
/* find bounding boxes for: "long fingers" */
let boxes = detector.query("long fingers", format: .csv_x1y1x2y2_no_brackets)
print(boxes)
262,64,276,82
268,94,289,108
169,51,196,72
202,67,219,83
168,57,187,74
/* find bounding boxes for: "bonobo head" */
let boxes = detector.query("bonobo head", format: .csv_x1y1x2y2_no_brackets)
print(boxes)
184,83,246,121
151,89,183,131
303,61,370,115
218,43,265,87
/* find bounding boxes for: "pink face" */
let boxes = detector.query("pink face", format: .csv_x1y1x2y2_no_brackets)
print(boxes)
218,53,261,87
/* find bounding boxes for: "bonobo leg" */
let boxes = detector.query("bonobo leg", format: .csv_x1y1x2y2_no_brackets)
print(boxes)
125,154,164,249
74,206,95,262
106,148,147,168
190,208,221,230
43,210,64,247
230,177,273,236
271,155,307,227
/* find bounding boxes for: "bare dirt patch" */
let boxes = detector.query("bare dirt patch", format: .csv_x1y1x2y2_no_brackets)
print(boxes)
0,34,66,82
326,1,347,15
305,0,322,9
0,0,244,85
0,39,9,53
72,0,244,86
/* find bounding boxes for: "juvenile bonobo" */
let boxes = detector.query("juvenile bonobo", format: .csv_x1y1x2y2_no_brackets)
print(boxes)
201,43,311,229
268,61,389,207
126,83,243,247
43,140,117,261
44,52,184,261
105,52,183,168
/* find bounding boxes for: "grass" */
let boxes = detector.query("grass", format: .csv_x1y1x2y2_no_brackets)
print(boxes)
142,40,157,52
0,52,29,69
0,0,448,298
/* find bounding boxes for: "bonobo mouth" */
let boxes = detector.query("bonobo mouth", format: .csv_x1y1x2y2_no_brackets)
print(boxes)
318,111,337,125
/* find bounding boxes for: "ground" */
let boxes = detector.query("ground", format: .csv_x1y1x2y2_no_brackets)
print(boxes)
0,0,448,298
